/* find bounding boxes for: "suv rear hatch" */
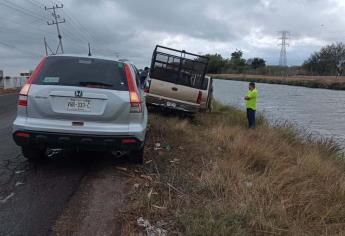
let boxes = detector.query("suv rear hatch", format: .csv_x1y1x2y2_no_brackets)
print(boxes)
25,56,132,133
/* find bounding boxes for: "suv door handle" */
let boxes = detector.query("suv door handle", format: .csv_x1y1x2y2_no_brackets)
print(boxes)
172,87,178,91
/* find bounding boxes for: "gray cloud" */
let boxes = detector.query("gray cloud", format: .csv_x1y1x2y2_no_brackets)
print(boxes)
0,0,344,75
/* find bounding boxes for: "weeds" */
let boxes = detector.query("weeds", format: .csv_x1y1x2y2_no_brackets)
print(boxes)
122,103,345,235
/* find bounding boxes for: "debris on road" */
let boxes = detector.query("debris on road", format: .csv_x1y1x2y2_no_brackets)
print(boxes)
145,160,153,164
154,143,162,151
15,181,25,187
151,205,167,210
116,167,128,172
137,217,168,236
0,192,14,204
169,158,180,163
140,174,153,182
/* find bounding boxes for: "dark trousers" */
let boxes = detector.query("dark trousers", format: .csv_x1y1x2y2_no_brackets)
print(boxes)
246,108,256,128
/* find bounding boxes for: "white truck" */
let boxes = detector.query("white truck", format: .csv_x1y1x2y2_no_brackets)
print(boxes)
145,45,212,113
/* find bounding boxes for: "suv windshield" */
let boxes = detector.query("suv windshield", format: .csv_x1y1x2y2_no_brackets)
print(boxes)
33,56,128,91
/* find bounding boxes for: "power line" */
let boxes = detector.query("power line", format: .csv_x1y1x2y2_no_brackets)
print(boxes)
0,39,42,57
0,0,47,22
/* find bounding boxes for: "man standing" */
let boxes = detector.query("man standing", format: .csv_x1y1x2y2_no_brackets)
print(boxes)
140,67,150,88
244,82,258,128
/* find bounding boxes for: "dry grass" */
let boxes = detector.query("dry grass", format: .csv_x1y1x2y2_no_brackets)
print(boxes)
122,103,345,235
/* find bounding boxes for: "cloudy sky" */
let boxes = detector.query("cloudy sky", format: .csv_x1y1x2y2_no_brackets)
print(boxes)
1,0,345,75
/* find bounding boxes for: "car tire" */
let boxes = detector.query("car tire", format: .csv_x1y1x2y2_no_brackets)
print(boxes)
129,147,144,164
21,147,47,161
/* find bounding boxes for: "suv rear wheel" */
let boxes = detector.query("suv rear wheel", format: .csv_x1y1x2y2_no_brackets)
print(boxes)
129,147,144,164
22,147,47,161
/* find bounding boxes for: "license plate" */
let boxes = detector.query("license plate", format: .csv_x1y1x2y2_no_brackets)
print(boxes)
67,98,91,112
166,101,176,108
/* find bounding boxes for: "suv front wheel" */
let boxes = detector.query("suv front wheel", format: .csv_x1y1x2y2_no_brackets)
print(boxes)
22,147,47,161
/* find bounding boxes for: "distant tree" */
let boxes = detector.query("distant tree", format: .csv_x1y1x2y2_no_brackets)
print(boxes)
229,50,246,69
250,57,266,69
302,42,345,75
204,53,225,73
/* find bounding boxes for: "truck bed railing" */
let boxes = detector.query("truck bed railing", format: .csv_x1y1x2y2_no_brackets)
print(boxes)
150,45,209,89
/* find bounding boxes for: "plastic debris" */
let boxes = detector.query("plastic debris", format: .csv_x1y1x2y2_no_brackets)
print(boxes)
145,160,153,164
134,183,140,189
15,182,25,187
116,167,128,172
169,158,180,163
14,170,25,175
164,145,172,151
0,193,14,204
154,143,162,151
140,174,153,182
152,205,167,210
137,217,168,236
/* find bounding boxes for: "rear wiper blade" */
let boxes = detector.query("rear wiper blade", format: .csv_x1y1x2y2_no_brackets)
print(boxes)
79,81,113,87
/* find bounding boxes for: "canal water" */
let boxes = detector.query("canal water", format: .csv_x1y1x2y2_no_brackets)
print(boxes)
213,79,345,144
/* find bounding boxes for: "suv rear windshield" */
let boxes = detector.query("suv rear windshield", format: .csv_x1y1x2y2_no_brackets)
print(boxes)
33,56,128,91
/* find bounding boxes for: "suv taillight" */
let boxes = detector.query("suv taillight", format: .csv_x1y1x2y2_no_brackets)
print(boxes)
124,64,142,113
18,57,46,107
196,91,202,104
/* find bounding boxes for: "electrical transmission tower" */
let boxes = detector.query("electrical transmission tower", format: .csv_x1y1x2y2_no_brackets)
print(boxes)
278,30,290,67
45,4,65,54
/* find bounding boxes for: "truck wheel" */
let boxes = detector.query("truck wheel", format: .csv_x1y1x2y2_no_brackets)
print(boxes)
22,147,47,161
129,147,144,164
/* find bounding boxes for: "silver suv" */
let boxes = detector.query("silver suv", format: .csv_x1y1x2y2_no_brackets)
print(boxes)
12,55,148,163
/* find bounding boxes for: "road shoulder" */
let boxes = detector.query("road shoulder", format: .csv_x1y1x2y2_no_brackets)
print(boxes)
52,164,131,236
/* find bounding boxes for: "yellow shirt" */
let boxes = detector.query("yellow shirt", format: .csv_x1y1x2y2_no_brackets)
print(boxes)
245,89,258,110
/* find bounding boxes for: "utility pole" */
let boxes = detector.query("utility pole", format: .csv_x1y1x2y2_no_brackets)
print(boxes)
278,30,290,67
44,37,48,56
45,4,65,54
43,36,55,56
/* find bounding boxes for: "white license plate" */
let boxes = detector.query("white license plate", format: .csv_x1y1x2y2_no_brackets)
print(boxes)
67,98,91,112
166,101,176,108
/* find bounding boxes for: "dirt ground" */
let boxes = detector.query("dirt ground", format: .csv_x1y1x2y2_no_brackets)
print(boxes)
52,159,133,236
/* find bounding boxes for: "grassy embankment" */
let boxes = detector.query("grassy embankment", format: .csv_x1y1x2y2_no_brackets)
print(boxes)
210,73,345,90
122,103,345,235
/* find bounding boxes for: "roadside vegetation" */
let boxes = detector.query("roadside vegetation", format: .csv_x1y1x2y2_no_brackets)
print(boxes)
121,102,345,235
206,42,345,79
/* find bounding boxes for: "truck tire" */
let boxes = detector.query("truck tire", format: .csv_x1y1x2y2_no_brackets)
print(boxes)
129,147,144,164
22,147,47,161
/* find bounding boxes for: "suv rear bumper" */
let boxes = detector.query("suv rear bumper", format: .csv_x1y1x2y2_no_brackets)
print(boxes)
146,94,199,113
13,130,143,151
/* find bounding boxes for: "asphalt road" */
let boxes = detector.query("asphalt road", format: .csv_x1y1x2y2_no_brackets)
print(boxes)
0,93,91,236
